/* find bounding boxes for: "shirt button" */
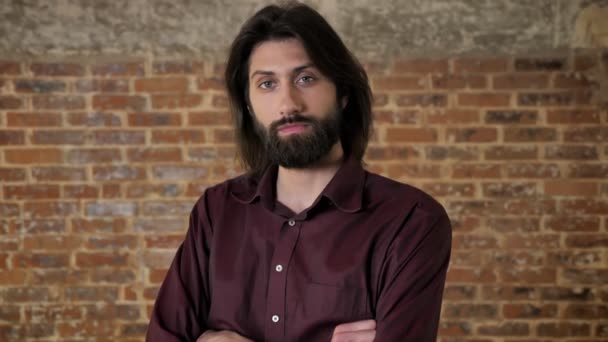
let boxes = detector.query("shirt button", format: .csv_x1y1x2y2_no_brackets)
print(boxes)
271,315,280,323
275,264,283,272
288,219,295,226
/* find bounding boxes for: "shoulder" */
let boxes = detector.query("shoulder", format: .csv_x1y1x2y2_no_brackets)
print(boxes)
364,171,448,219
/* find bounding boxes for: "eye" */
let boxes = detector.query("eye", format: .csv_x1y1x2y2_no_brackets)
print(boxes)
258,80,275,89
296,75,315,84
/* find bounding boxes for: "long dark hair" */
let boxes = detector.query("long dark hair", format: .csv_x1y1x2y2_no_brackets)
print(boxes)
225,2,372,177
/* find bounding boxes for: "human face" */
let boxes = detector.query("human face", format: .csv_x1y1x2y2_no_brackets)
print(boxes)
247,39,344,168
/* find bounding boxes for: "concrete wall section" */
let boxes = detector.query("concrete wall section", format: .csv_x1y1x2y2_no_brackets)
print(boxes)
1,0,607,60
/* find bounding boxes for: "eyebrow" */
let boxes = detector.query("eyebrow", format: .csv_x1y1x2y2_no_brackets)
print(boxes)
250,63,315,79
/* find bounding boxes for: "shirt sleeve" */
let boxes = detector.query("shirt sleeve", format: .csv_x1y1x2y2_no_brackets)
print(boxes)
146,191,214,341
374,205,452,341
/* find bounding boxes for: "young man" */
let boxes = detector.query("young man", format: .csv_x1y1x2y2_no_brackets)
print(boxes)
146,2,451,341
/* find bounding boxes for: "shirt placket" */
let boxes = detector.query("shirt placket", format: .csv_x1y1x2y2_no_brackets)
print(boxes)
263,217,301,342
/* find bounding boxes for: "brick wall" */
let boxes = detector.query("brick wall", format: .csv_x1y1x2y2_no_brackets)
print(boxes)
0,52,607,341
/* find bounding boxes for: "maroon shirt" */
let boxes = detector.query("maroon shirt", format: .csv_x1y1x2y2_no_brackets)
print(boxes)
146,158,452,341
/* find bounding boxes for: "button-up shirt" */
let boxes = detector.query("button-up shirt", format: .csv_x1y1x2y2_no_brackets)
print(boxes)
146,157,452,341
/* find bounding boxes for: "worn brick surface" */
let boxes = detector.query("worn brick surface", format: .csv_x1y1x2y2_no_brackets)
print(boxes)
0,52,606,341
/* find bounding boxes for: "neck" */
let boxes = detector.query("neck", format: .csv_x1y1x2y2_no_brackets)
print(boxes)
276,143,344,214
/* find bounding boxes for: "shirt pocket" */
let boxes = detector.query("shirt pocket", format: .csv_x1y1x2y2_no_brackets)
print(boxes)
298,282,371,321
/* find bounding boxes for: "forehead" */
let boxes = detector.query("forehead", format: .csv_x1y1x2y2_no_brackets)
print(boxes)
248,38,312,76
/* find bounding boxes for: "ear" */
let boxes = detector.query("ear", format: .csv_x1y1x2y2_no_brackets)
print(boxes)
341,96,348,109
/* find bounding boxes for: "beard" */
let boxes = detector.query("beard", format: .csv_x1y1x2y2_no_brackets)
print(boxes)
253,108,341,169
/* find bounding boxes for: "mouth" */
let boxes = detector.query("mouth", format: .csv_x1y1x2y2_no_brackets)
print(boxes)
277,123,310,135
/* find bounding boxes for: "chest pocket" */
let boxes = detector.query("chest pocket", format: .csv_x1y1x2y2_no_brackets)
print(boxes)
297,282,371,321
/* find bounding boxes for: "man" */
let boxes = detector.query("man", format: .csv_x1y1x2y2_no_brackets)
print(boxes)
146,2,451,341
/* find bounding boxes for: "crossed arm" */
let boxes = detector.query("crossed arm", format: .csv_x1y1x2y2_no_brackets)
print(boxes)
198,320,377,342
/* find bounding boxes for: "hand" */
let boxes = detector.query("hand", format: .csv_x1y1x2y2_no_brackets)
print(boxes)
197,330,254,342
331,319,376,342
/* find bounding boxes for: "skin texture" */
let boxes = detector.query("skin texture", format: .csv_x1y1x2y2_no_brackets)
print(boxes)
197,39,376,342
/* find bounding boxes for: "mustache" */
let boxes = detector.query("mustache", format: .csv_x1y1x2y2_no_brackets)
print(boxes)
269,114,315,131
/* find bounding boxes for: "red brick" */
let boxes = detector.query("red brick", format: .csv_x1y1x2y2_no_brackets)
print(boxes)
127,147,183,162
544,181,598,196
66,112,122,127
484,110,538,124
133,218,185,233
443,304,498,319
372,76,427,90
422,183,475,197
547,250,603,267
502,199,556,216
0,61,21,75
144,235,184,248
86,236,137,250
504,127,557,142
502,224,560,242
567,164,608,178
563,304,608,319
364,146,421,161
427,109,479,124
141,250,175,268
0,306,21,321
64,185,99,198
505,163,560,178
23,235,81,250
386,164,441,179
452,234,497,249
212,128,235,143
23,202,79,218
18,219,66,234
446,127,497,142
4,185,60,200
126,183,182,198
5,148,63,164
425,146,480,161
446,267,496,283
565,234,608,248
500,267,557,284
0,130,25,145
574,55,597,71
432,75,486,89
75,79,129,92
493,74,549,89
13,253,70,268
72,218,127,234
554,73,597,88
438,321,472,337
491,250,544,266
211,94,229,108
30,63,84,76
66,148,122,164
373,110,420,124
373,93,389,107
458,93,510,107
485,146,538,160
6,112,63,127
546,216,601,232
515,57,566,71
0,96,24,109
93,130,146,144
545,145,598,160
197,76,225,90
151,129,206,144
93,166,147,181
443,285,476,300
537,323,590,337
482,182,537,197
32,95,85,110
151,94,203,109
188,111,232,125
518,92,590,106
1,287,57,302
393,59,448,73
91,62,144,76
141,201,192,216
546,109,600,124
31,130,86,145
486,217,540,234
134,77,189,92
153,60,204,74
0,270,28,285
102,184,122,199
452,164,501,178
482,285,538,300
504,304,558,319
23,304,83,321
0,168,27,182
562,268,608,284
14,79,67,93
395,93,447,107
385,127,437,142
31,167,86,181
564,127,608,142
127,112,181,126
75,252,129,268
149,269,169,283
541,287,593,301
93,95,147,111
454,58,509,73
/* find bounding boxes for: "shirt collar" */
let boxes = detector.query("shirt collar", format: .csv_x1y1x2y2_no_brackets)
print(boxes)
230,156,366,213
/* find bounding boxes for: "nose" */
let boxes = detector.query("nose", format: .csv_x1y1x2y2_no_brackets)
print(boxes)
278,83,303,116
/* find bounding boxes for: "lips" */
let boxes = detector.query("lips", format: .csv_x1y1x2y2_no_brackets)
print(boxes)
277,123,310,135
